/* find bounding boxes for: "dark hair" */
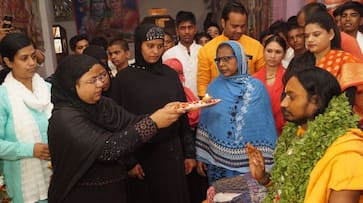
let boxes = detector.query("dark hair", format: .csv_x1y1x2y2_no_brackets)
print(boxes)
176,10,196,26
284,67,341,116
339,1,363,17
269,19,289,39
108,38,129,51
83,45,111,75
305,11,341,50
301,2,327,19
221,1,248,21
0,33,33,83
69,34,89,51
333,5,343,17
287,22,303,33
0,33,33,62
205,22,221,33
264,34,287,52
90,36,108,50
283,52,316,85
195,32,212,43
287,15,297,24
259,28,273,44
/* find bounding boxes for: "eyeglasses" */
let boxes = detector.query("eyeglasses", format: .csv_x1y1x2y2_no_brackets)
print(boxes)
83,71,108,85
214,55,236,64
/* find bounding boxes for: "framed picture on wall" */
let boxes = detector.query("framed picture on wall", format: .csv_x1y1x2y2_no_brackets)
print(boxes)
53,0,74,21
74,0,139,41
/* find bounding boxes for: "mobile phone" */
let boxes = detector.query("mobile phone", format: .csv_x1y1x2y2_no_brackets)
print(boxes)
2,16,12,29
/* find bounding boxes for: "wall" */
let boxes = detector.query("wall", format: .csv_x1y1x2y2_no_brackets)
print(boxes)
138,0,207,31
272,0,305,21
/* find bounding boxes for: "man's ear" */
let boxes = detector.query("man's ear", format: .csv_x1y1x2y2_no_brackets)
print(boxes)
309,95,319,104
221,19,226,30
309,94,320,111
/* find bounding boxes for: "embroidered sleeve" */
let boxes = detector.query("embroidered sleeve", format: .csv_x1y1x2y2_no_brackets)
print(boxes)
134,117,158,141
98,117,158,161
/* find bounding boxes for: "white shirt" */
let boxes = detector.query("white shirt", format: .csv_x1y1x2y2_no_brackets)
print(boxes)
281,47,294,69
162,41,202,96
356,31,363,54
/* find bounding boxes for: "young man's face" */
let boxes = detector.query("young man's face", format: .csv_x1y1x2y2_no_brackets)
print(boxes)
287,27,305,53
221,12,247,40
281,76,318,125
176,21,197,45
341,8,362,33
74,39,89,54
107,44,130,71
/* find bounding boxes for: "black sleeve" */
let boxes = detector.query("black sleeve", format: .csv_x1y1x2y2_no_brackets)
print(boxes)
98,117,158,161
91,97,143,132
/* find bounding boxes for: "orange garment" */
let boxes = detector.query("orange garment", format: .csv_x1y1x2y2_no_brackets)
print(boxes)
341,31,363,61
316,49,363,125
304,129,363,203
253,65,286,135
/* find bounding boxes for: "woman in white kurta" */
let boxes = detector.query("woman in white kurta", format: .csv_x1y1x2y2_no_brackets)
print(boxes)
0,33,52,203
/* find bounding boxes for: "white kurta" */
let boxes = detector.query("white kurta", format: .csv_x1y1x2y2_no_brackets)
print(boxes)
356,31,363,54
163,41,202,96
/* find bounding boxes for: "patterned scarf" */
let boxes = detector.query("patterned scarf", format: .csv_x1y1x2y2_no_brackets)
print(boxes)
196,41,277,174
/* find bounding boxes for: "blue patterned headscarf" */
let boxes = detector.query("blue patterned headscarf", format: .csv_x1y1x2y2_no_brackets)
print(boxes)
196,41,277,178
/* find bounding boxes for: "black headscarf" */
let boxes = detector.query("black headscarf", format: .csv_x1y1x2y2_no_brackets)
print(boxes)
52,54,98,105
52,54,121,130
134,23,165,73
83,45,111,74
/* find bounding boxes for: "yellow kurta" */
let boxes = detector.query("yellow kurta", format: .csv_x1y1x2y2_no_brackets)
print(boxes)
304,129,363,203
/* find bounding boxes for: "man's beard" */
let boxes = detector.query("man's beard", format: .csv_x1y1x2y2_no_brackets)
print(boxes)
282,108,313,126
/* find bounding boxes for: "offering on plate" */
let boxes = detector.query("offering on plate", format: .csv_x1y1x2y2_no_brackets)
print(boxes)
202,93,212,103
176,95,221,112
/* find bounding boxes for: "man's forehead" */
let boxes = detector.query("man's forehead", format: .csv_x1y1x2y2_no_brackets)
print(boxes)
285,76,306,94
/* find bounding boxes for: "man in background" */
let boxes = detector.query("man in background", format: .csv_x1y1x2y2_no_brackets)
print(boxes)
197,1,265,97
340,1,363,52
163,10,201,96
107,38,130,76
69,34,89,54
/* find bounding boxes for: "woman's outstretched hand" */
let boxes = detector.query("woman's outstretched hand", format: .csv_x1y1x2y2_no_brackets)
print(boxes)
149,102,186,128
246,143,266,183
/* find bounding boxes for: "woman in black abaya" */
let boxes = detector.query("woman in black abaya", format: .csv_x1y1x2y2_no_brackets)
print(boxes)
48,54,184,203
111,24,195,203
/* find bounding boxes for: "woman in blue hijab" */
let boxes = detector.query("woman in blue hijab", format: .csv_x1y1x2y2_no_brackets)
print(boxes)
196,41,277,184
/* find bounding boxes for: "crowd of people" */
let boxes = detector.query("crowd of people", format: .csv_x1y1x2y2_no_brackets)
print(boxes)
0,1,362,203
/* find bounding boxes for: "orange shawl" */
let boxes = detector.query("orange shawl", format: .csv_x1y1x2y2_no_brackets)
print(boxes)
316,50,363,125
304,129,363,203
